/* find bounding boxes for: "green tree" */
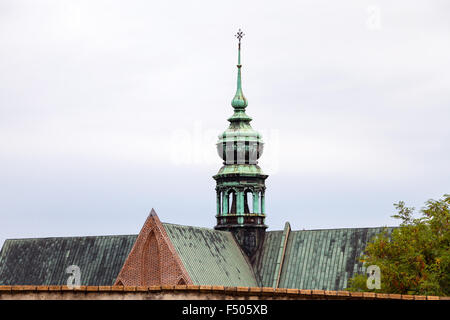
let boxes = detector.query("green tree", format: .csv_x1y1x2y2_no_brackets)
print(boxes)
346,194,450,296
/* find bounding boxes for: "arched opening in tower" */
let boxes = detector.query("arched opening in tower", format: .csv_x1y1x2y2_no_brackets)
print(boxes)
228,190,237,214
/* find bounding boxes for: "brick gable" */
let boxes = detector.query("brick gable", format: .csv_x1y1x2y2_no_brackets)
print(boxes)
114,209,192,286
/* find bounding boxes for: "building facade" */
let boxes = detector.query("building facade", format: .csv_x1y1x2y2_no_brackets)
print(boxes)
0,32,394,291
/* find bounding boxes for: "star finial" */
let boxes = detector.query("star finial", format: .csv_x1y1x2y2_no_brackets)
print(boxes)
235,29,245,43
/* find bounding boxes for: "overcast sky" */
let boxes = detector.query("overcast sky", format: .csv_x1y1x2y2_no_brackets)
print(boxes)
1,0,449,249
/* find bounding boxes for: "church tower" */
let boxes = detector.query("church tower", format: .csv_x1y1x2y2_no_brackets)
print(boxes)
214,30,268,263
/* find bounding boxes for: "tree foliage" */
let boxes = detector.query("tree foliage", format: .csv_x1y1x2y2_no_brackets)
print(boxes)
346,194,450,296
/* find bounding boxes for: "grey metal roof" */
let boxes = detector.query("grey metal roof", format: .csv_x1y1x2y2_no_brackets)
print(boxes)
0,223,395,290
0,235,137,285
255,227,395,290
162,223,258,287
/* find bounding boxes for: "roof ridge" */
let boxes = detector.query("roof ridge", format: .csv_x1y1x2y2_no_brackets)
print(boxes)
161,222,229,233
267,226,396,233
4,234,138,241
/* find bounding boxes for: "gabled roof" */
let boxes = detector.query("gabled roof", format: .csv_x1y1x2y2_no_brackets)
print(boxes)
255,226,395,290
0,219,258,287
0,235,136,286
0,213,395,290
163,223,258,287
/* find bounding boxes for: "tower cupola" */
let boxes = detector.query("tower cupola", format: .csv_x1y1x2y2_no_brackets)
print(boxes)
213,30,268,263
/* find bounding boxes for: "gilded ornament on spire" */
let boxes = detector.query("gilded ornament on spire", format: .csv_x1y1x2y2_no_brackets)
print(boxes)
235,29,245,43
231,28,248,109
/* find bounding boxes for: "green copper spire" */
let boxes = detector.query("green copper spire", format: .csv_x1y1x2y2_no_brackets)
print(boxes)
231,29,248,109
214,29,269,261
229,29,251,123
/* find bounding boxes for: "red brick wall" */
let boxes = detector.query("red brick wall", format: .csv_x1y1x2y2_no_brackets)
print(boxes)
114,210,192,286
141,230,160,285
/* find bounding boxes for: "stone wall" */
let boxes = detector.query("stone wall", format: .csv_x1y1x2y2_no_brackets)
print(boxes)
0,285,446,300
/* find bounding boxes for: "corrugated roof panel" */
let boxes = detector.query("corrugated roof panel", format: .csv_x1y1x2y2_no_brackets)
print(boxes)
328,229,340,289
323,229,334,289
318,230,329,289
302,230,316,288
296,230,311,289
282,231,293,287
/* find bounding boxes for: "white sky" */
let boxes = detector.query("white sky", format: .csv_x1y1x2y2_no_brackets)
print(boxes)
1,0,449,248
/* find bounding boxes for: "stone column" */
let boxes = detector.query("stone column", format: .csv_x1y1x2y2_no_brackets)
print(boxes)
222,191,228,216
237,190,244,214
216,191,221,215
237,189,244,224
261,191,265,214
253,191,260,214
